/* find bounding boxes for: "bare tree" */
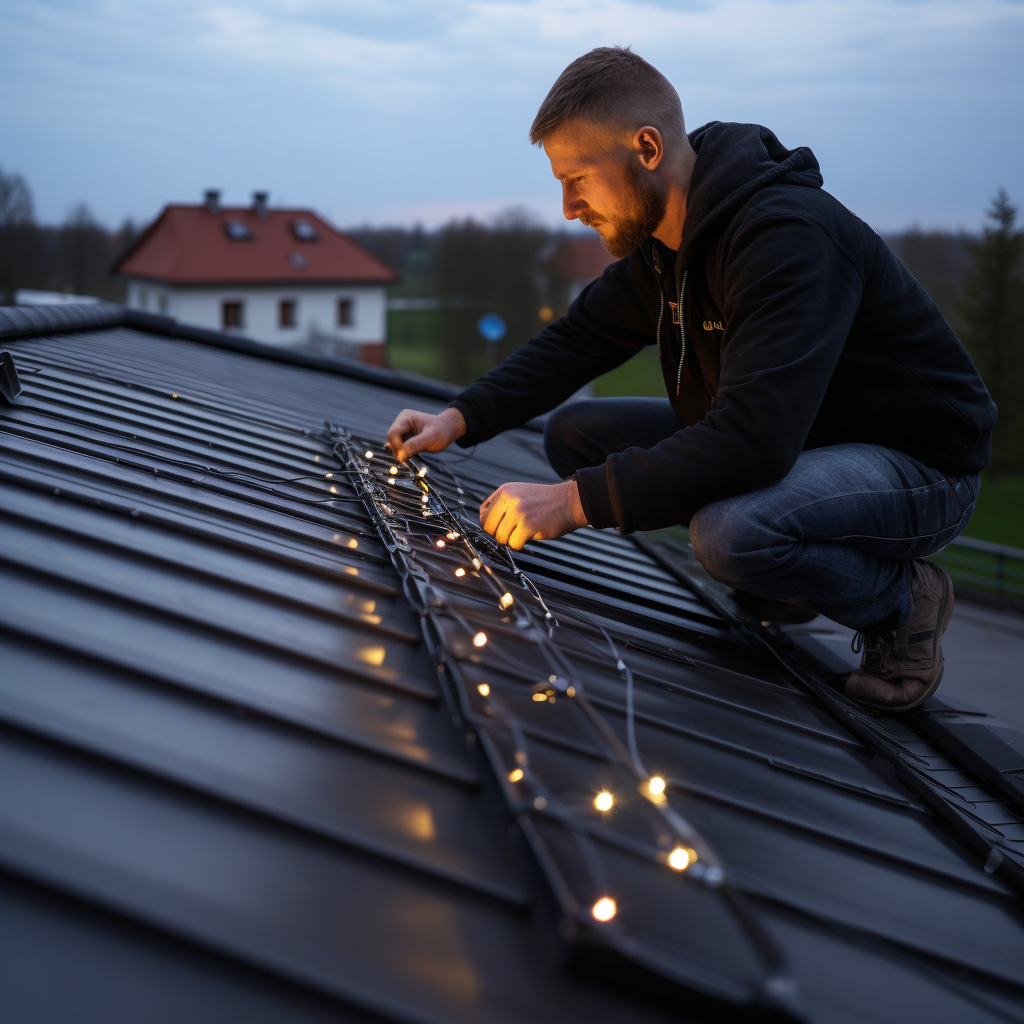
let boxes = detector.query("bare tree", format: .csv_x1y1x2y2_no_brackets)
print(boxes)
0,167,39,302
55,203,112,297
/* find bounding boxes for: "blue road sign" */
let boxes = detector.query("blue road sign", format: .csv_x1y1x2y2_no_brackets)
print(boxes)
477,313,507,342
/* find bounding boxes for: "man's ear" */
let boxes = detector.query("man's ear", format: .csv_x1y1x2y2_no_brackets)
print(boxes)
634,126,664,171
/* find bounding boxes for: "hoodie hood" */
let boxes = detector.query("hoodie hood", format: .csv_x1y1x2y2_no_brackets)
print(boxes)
679,122,823,264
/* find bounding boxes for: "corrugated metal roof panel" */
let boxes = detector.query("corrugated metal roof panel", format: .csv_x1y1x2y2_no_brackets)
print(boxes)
2,309,1023,1023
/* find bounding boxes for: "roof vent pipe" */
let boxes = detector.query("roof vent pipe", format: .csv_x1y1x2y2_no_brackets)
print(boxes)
204,189,221,215
253,191,269,218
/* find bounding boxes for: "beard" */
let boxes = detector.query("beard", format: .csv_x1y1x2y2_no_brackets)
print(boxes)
583,162,667,259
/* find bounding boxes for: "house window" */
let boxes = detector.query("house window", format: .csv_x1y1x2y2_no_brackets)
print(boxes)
158,293,168,314
222,301,244,330
337,299,353,326
279,299,297,328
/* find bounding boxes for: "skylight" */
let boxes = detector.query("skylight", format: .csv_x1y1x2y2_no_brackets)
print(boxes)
223,221,253,241
291,220,320,242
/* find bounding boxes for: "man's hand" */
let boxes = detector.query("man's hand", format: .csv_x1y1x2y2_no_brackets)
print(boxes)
480,480,588,550
386,407,466,462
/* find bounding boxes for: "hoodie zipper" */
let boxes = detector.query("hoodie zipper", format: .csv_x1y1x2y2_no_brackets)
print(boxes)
675,270,688,396
652,247,665,359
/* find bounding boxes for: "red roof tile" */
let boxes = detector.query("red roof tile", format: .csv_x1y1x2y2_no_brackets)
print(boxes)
115,205,399,286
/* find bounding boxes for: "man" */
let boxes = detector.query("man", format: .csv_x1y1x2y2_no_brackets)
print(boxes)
386,47,995,713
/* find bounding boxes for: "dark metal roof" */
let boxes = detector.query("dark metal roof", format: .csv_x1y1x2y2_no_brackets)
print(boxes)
2,304,1024,1023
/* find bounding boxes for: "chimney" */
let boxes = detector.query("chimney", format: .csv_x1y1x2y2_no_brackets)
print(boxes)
204,189,221,215
252,191,269,218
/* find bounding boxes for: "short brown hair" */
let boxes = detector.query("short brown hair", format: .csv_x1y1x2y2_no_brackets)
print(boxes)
529,46,684,146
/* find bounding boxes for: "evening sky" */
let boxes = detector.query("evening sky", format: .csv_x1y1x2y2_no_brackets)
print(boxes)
2,0,1022,232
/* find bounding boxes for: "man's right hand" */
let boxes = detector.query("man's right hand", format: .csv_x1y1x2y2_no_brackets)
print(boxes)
386,407,467,462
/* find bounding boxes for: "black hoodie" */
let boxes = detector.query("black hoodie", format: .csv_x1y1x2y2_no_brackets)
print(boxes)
450,122,996,532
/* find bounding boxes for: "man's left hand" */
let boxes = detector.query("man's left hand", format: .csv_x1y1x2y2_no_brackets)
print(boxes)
479,480,588,550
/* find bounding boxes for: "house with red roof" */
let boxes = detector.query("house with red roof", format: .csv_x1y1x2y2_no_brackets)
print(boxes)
114,191,399,364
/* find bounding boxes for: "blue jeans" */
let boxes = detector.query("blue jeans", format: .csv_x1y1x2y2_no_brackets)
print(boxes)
544,398,980,631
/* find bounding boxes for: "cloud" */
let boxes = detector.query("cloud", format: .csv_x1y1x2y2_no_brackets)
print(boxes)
1,0,1022,228
190,0,1024,95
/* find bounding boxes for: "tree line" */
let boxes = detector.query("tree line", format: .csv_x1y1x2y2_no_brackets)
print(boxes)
2,166,1021,470
0,168,137,304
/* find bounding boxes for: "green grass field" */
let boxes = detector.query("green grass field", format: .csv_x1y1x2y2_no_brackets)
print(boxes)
962,473,1024,548
592,346,665,397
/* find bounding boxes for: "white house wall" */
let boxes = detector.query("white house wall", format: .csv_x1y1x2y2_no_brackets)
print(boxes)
125,282,387,347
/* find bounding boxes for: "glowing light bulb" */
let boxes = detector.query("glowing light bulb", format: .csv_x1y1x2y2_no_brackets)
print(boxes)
648,776,666,797
668,847,693,871
364,451,374,459
381,504,393,516
454,567,466,577
566,685,576,698
421,494,429,504
314,455,320,462
533,796,547,810
446,531,459,540
499,592,513,609
532,692,548,702
329,486,338,494
549,675,558,683
472,632,487,648
387,477,395,485
417,466,427,478
594,791,613,812
477,683,490,696
508,768,523,782
389,465,398,475
347,538,358,549
171,393,178,398
435,539,446,548
324,472,333,478
592,897,616,922
472,557,482,570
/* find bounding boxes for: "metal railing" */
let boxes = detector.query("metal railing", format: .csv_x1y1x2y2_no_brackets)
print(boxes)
929,536,1024,612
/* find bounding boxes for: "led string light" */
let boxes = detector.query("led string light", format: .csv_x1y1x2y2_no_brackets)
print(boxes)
329,431,799,1009
23,419,364,499
332,433,721,887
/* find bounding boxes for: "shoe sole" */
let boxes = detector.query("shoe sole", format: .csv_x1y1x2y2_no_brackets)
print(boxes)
850,562,954,714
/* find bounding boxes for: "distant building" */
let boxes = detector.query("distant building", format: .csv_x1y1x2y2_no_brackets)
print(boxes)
15,289,101,306
541,234,617,309
114,191,399,364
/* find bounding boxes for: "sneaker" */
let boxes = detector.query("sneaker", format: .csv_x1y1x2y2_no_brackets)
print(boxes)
844,560,954,713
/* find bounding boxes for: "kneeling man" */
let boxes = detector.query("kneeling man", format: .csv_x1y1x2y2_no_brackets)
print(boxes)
386,46,996,714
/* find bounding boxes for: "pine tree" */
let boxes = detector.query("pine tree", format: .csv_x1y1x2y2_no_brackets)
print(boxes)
958,189,1024,473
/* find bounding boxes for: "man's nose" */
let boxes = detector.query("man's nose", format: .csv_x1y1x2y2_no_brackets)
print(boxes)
562,190,584,222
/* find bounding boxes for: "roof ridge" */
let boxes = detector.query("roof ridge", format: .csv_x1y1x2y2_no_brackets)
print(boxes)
0,303,461,403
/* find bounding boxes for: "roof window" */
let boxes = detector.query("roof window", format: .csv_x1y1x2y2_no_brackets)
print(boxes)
223,221,253,241
291,220,320,242
289,252,308,270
